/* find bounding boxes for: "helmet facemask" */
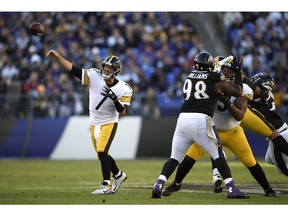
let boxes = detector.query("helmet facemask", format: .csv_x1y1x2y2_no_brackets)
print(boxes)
222,67,235,81
251,72,275,91
262,80,275,91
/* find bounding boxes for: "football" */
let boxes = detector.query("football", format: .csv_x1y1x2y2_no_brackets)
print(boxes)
29,22,45,36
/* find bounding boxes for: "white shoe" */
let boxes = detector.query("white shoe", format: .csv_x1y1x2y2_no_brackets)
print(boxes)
112,171,127,193
91,183,114,195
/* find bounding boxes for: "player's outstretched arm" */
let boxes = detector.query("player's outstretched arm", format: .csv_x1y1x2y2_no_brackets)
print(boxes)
45,50,73,72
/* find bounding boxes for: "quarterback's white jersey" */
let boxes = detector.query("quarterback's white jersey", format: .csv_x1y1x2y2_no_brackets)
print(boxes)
213,83,253,131
81,68,132,126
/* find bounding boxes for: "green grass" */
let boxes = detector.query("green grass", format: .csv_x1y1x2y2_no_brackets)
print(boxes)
0,159,287,206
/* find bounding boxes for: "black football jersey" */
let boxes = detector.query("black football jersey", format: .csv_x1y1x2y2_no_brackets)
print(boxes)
180,71,222,117
249,96,283,130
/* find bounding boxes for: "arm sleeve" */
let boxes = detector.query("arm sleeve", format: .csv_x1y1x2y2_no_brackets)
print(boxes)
114,100,126,113
69,64,82,80
243,77,257,91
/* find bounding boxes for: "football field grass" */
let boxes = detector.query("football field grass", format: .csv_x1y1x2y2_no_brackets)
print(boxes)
0,159,287,206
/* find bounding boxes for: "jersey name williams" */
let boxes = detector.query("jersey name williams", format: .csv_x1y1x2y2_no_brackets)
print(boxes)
188,72,208,79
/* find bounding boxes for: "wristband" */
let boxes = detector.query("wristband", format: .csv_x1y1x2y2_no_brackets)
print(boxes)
114,100,125,113
234,70,243,88
224,100,232,108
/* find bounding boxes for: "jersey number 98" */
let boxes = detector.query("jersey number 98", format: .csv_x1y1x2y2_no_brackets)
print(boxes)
183,79,209,100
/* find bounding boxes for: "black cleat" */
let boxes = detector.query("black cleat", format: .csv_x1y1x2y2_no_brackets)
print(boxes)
264,188,279,197
151,184,162,198
162,181,181,197
212,179,223,193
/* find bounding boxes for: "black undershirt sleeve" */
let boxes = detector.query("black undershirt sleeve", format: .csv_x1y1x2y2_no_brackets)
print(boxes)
234,69,243,88
69,64,82,80
243,77,257,91
243,77,268,98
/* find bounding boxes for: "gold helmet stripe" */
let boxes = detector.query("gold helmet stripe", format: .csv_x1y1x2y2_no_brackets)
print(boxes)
107,55,117,64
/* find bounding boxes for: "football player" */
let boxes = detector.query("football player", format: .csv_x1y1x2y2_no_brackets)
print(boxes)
249,72,288,176
209,73,288,192
162,58,278,197
45,50,132,195
151,52,249,199
243,73,288,159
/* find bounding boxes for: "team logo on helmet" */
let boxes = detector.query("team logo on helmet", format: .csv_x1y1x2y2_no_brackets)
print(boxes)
251,72,275,91
194,52,214,72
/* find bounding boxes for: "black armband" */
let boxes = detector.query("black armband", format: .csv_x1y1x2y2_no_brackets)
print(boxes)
114,100,125,113
234,70,243,88
243,77,257,91
224,100,232,108
69,64,82,79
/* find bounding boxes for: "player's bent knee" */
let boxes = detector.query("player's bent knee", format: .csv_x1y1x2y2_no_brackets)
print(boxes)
242,159,256,168
97,151,109,159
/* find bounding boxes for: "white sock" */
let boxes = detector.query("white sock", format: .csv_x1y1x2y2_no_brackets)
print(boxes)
159,175,167,182
103,180,111,185
114,171,122,179
212,168,220,176
224,178,233,186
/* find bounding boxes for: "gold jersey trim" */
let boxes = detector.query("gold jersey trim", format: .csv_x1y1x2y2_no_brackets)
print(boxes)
120,95,132,104
82,69,90,86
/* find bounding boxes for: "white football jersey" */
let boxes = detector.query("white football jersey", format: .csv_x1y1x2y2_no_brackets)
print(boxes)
213,83,253,130
81,68,133,126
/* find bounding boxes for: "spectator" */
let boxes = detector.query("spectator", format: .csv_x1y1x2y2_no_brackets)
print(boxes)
0,77,8,115
47,87,62,118
33,84,48,117
142,86,160,119
1,59,19,85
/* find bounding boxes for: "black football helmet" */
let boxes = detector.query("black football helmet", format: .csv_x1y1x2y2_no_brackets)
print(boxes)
194,51,214,72
250,72,275,91
101,55,122,79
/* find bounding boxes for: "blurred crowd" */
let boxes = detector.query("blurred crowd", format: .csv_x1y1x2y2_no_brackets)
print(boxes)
0,12,202,118
0,12,287,120
223,12,288,119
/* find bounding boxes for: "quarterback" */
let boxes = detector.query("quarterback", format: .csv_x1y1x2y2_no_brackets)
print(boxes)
46,51,132,195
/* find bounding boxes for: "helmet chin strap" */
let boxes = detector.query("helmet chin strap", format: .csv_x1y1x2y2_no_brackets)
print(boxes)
101,70,115,79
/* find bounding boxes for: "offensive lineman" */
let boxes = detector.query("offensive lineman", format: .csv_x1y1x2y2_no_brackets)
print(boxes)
46,50,132,195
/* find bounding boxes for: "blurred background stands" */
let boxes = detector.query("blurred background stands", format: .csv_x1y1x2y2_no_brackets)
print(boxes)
0,12,287,121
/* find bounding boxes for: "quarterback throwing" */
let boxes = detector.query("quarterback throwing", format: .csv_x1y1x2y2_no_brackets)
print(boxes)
46,50,133,195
